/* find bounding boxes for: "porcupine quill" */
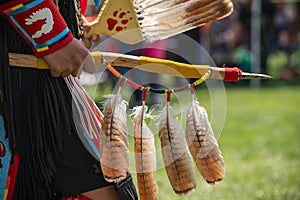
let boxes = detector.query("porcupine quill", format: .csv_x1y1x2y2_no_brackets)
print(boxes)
158,92,197,196
100,94,129,182
133,103,158,200
185,92,225,184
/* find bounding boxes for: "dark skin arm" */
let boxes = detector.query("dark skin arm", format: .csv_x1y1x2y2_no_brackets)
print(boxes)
1,1,100,78
44,16,101,77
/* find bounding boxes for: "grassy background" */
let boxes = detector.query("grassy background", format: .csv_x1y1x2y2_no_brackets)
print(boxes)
86,83,300,200
152,87,300,200
152,85,300,200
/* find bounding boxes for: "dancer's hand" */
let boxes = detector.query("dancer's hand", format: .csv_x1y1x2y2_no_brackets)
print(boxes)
43,16,101,78
81,15,101,49
43,38,96,77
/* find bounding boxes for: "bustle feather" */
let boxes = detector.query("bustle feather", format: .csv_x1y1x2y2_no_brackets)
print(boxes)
133,105,158,200
101,94,129,182
185,100,225,184
158,103,197,195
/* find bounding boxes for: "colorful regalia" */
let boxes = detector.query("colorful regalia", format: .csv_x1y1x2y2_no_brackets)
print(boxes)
0,0,137,199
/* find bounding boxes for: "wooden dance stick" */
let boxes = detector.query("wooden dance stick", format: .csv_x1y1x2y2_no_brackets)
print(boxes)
8,52,272,81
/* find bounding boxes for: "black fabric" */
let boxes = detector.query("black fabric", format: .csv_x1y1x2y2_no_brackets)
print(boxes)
0,0,11,6
114,172,138,200
58,0,79,39
50,128,112,196
0,15,65,199
0,1,114,199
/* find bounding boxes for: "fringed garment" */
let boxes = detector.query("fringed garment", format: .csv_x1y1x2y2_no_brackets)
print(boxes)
0,1,112,199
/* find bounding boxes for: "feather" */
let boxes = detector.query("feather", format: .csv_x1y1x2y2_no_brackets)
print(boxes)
100,94,129,182
135,0,234,42
185,100,225,184
133,105,158,200
158,103,197,196
89,0,233,44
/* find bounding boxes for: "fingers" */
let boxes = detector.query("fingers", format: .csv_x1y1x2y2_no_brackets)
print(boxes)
91,34,101,43
82,32,101,49
82,15,101,49
61,69,74,77
46,51,95,78
48,61,77,78
82,53,96,74
82,38,92,49
50,70,61,77
72,53,96,77
44,38,94,78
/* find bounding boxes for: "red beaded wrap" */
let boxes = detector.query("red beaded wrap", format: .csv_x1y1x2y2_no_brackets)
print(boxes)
1,0,73,57
224,67,243,82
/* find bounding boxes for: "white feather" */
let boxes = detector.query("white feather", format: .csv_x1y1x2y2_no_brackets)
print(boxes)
134,0,234,42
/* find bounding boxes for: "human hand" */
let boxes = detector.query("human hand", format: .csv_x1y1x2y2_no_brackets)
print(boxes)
81,15,101,49
43,38,96,77
43,16,101,78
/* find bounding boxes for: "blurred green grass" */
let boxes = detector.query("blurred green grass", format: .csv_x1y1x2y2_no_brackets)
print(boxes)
154,86,300,200
85,84,300,200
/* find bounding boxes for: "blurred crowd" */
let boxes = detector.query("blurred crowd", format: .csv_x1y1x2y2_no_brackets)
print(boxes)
84,0,300,89
204,0,300,81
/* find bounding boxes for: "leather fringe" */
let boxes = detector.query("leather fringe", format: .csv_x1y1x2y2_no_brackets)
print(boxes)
0,0,80,198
